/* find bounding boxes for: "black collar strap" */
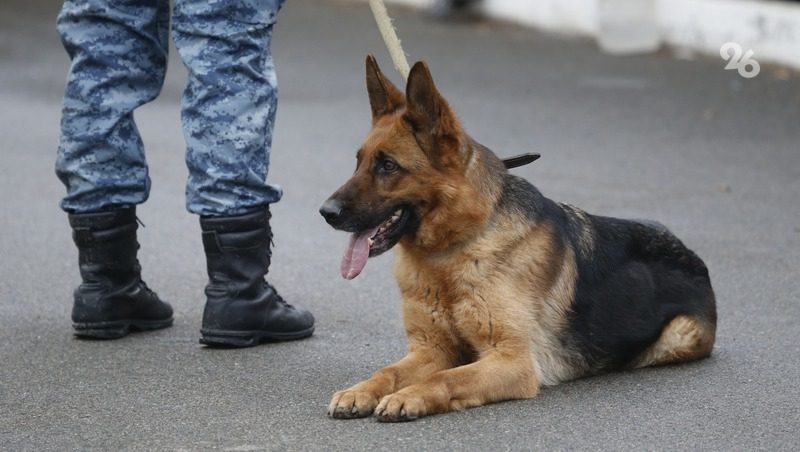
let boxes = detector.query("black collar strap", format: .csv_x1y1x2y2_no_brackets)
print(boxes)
502,153,541,169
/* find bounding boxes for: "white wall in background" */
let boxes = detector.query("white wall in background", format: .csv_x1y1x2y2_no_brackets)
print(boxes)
480,0,597,35
379,0,800,69
659,0,800,70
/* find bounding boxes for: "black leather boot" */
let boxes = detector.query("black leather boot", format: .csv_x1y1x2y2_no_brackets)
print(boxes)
69,207,173,339
199,207,314,347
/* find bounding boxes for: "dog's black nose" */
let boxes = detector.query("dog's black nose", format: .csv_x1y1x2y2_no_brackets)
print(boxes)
319,198,343,224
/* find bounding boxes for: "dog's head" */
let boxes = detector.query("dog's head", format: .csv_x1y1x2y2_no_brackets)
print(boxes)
321,56,488,279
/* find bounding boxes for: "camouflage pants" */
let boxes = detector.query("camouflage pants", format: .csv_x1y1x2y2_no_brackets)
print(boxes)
56,0,286,216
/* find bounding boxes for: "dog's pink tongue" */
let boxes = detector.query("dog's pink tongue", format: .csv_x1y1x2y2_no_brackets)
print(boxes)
341,227,379,280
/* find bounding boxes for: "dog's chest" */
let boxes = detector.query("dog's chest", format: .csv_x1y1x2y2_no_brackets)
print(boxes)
397,256,513,351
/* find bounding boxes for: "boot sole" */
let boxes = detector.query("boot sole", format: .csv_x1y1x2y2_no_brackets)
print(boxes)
73,317,174,340
199,326,315,348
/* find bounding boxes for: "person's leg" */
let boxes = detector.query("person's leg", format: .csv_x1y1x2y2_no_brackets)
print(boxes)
173,0,284,216
57,0,170,212
57,0,173,338
173,0,314,347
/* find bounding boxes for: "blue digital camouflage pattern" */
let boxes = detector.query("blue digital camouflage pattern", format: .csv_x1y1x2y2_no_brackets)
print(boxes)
56,0,286,216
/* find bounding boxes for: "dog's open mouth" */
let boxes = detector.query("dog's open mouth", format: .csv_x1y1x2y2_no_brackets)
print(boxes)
340,207,410,280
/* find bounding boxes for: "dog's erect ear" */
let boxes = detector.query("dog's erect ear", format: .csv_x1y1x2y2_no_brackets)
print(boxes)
404,61,442,135
366,55,405,122
403,61,461,163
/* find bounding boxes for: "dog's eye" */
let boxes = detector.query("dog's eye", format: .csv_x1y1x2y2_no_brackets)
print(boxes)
382,159,399,173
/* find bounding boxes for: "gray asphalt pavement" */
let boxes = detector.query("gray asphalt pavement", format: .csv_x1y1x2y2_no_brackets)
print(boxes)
1,0,799,450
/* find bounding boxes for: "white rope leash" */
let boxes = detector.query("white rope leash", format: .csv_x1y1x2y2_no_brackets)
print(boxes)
368,0,411,80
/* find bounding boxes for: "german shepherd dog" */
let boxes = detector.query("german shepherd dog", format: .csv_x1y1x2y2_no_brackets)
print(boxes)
319,56,716,422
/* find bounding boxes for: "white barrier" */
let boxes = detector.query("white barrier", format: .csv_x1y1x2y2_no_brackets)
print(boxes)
377,0,800,70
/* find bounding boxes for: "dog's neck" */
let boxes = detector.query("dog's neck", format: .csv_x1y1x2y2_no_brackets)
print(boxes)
465,137,506,203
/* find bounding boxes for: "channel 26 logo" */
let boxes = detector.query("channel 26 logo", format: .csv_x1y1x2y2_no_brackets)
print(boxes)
720,42,760,79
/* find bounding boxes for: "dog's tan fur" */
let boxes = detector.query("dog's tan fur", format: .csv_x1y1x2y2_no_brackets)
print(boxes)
632,315,716,368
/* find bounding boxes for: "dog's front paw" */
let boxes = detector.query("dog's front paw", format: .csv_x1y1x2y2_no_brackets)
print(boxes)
375,392,428,422
328,389,380,419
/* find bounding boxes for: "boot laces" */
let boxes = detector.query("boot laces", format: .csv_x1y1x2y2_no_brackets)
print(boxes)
139,279,159,298
264,282,294,308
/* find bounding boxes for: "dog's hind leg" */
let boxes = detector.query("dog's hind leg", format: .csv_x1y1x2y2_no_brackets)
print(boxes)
632,315,716,368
